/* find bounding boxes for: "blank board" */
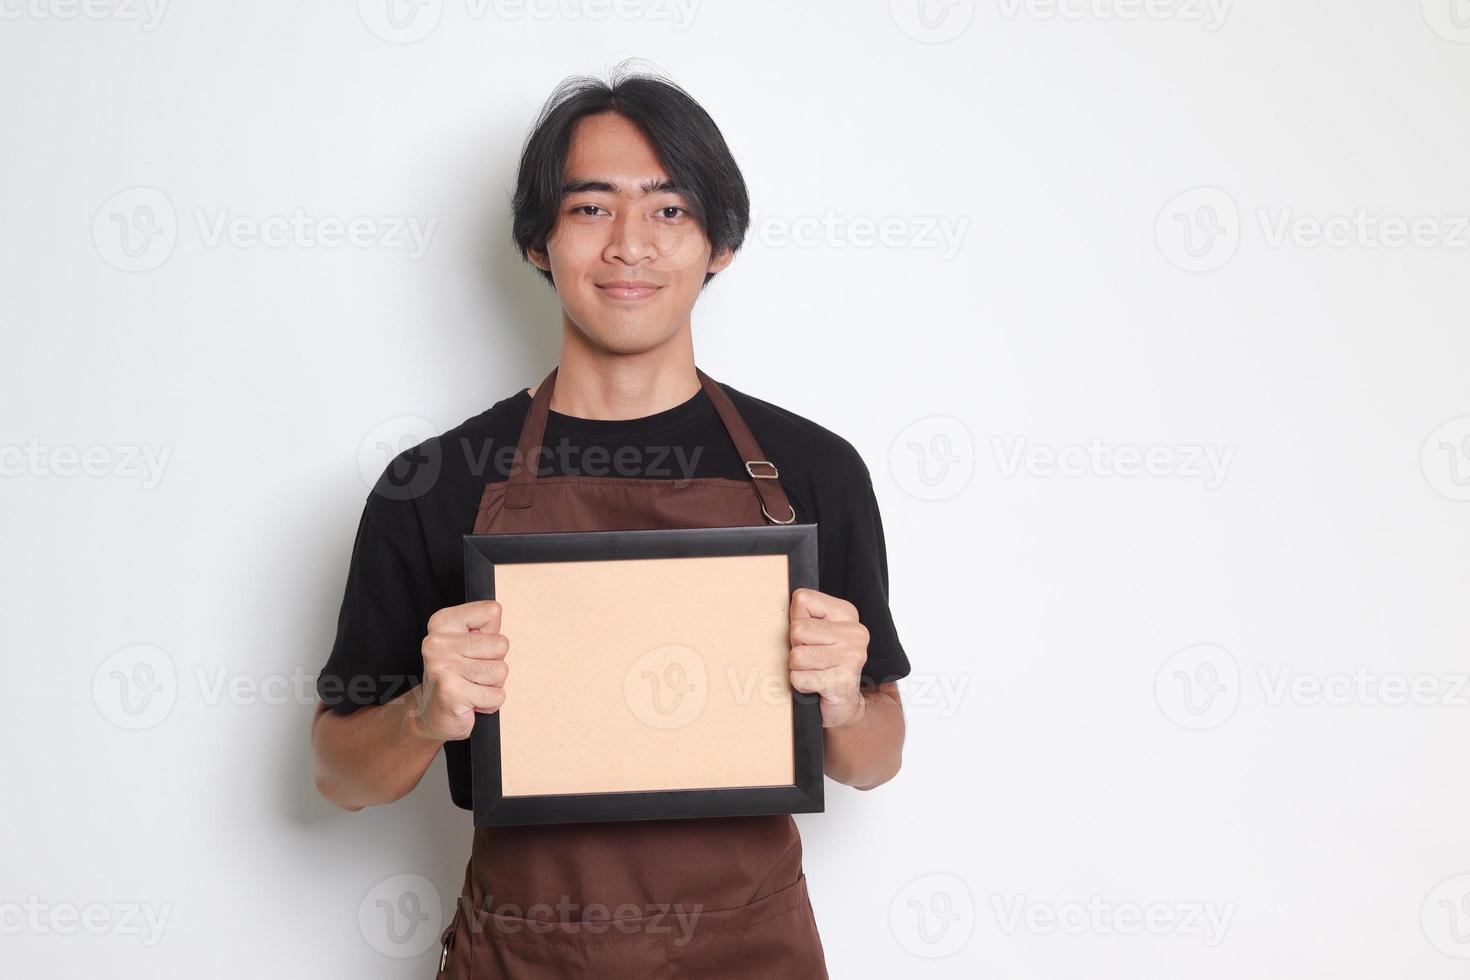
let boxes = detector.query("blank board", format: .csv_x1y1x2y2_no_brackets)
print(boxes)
496,554,793,796
463,523,824,826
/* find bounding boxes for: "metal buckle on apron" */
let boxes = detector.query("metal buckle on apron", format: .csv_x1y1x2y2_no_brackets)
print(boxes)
438,920,456,974
762,500,796,524
746,460,794,523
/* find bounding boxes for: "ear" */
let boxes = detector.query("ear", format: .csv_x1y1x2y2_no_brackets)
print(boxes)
528,244,551,272
707,246,735,276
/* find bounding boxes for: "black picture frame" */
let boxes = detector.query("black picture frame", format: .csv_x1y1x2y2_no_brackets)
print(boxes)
461,522,824,827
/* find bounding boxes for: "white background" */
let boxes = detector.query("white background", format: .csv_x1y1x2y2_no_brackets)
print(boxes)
3,1,1469,977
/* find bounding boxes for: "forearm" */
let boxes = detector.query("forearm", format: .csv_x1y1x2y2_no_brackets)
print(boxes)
311,691,443,810
822,681,904,790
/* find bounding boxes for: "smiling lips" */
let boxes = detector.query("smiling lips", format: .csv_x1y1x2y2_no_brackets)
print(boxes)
597,280,662,301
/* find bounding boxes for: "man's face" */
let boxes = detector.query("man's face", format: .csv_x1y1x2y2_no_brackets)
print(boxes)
530,112,732,354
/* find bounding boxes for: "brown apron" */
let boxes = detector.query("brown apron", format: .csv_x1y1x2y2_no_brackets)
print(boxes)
436,365,830,978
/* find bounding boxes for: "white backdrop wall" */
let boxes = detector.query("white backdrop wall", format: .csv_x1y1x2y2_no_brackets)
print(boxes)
3,2,1469,977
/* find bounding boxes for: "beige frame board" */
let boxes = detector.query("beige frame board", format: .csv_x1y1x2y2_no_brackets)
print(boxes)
463,523,823,827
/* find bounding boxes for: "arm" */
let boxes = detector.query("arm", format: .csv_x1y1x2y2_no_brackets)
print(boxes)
787,587,906,791
311,696,442,811
822,681,905,790
312,600,510,811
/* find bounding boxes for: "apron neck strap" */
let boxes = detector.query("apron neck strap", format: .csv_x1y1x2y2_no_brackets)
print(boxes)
504,365,559,509
694,368,796,524
504,365,796,524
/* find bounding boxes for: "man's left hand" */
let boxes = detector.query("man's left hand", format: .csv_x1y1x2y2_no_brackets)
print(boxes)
787,587,869,728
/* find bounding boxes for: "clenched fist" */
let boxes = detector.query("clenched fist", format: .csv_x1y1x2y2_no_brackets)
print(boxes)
787,587,870,729
410,599,510,743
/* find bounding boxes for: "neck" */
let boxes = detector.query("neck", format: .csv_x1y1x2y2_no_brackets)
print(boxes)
532,317,701,421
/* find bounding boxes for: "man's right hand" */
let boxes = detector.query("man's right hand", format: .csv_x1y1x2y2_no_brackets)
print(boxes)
409,599,510,743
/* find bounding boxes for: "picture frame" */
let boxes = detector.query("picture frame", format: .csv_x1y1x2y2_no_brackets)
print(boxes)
462,523,825,827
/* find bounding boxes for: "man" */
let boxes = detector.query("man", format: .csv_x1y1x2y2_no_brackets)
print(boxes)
312,66,909,977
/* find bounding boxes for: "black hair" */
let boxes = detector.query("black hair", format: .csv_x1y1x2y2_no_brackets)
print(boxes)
511,62,749,288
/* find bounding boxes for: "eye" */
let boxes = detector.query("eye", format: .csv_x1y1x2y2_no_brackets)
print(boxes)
570,204,607,217
656,206,688,220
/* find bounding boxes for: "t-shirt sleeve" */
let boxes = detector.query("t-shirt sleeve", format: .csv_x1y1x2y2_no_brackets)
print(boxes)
315,495,440,714
819,457,911,687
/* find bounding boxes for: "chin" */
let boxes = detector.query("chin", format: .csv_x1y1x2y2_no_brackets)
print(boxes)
569,311,671,351
567,322,657,354
601,333,671,355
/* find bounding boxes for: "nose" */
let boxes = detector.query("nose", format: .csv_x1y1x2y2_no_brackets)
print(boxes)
604,207,656,265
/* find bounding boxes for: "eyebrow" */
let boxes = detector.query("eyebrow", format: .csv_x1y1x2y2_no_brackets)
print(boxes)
561,177,685,197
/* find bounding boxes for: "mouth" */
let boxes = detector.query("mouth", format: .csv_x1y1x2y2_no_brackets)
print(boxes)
596,282,663,301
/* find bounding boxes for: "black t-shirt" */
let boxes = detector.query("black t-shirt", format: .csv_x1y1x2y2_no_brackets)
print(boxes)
316,377,911,809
